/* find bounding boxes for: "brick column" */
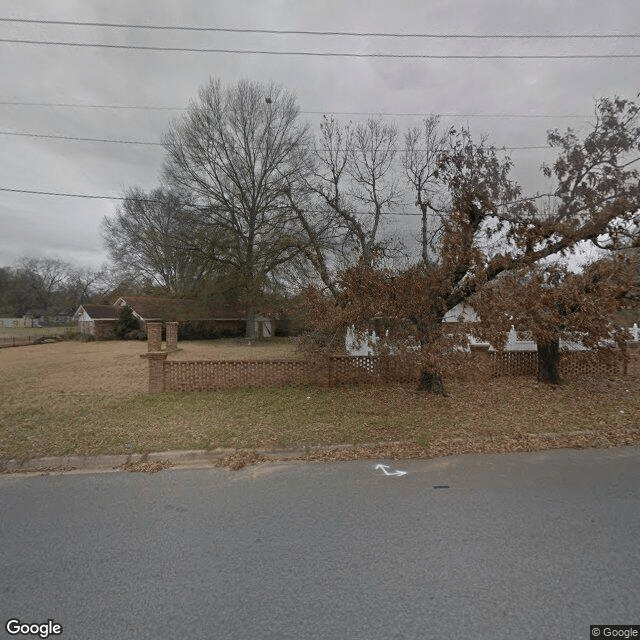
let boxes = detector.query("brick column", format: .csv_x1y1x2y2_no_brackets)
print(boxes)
166,322,178,351
140,351,168,393
147,322,162,352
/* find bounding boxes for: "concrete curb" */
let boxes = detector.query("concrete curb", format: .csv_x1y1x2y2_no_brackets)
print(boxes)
0,445,348,474
1,429,639,475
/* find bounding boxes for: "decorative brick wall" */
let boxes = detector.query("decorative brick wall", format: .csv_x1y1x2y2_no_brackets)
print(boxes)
156,355,416,393
558,352,623,377
625,342,640,376
492,349,631,378
143,344,639,393
493,351,539,377
164,359,311,391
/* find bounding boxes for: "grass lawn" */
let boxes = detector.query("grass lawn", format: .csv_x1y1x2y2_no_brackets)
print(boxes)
0,338,638,464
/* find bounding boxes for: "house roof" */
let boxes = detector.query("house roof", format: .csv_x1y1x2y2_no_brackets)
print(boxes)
115,296,197,321
115,296,247,321
80,304,119,320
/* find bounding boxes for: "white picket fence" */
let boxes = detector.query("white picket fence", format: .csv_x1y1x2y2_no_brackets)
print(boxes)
346,323,640,356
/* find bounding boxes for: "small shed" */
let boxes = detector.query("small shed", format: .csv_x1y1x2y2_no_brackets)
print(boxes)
254,315,273,338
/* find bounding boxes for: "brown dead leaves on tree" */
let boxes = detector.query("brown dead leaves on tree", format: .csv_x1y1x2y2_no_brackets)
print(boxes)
301,95,640,388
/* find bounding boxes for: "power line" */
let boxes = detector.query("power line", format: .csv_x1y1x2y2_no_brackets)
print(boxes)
0,100,183,111
0,130,162,145
303,110,590,119
0,100,592,119
0,187,133,200
0,186,556,213
2,38,640,58
0,186,427,214
0,129,552,150
1,18,639,39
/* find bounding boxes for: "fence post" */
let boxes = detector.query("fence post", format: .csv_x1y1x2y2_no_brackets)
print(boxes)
140,351,168,393
166,322,178,351
147,322,162,351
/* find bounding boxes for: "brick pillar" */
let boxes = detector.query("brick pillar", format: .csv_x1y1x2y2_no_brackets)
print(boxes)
166,322,178,351
140,351,168,393
147,322,162,352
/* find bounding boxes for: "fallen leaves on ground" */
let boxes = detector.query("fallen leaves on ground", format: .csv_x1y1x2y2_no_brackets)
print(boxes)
214,450,268,470
120,459,174,473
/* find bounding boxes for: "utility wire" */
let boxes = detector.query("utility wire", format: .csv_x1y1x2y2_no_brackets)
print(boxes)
0,186,555,211
303,110,590,119
1,38,640,58
0,129,552,150
0,100,592,119
0,186,426,214
0,187,133,200
0,130,162,145
1,18,638,39
0,100,183,111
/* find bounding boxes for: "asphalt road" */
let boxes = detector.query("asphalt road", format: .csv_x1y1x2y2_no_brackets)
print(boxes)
1,447,639,640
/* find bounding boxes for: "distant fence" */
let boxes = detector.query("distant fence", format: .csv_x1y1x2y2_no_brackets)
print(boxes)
0,333,69,348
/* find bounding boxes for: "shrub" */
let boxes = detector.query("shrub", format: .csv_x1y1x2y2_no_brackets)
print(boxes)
114,305,139,339
178,319,244,340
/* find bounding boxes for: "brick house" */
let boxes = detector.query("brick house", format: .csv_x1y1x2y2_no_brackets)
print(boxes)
75,296,271,339
114,296,272,337
73,304,119,339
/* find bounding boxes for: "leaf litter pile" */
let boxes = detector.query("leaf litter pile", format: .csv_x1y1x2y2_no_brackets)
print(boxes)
120,459,174,474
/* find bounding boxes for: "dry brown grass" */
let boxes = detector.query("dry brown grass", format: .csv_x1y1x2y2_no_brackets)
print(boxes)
0,338,638,464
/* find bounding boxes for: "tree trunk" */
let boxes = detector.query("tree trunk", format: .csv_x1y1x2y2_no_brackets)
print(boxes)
421,206,429,265
417,370,445,395
244,300,256,339
537,339,561,384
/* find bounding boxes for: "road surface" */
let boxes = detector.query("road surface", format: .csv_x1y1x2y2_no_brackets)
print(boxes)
1,447,639,639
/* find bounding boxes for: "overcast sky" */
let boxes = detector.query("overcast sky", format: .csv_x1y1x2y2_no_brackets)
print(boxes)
1,0,639,271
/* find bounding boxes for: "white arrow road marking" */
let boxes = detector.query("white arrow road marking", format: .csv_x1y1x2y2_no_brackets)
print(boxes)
374,463,407,477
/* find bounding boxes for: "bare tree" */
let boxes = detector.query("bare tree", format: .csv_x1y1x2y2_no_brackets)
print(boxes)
102,187,208,296
14,256,73,314
4,257,104,316
309,116,401,270
162,78,311,336
403,116,450,265
63,265,107,306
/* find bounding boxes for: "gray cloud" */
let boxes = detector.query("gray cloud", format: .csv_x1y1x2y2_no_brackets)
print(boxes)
2,0,639,267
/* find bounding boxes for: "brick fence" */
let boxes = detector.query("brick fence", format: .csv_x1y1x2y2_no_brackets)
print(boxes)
490,349,634,377
154,355,417,392
140,324,640,392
